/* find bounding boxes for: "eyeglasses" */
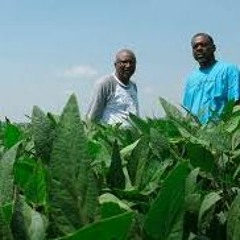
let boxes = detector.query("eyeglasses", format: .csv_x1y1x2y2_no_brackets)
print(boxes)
116,60,136,66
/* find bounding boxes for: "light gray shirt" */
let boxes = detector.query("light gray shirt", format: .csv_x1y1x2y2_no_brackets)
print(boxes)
87,74,139,127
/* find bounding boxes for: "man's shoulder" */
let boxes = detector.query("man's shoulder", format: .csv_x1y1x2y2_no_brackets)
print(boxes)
94,74,118,91
215,61,239,71
96,74,115,85
185,67,200,83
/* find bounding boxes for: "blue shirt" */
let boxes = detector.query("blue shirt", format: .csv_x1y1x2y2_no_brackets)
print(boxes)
183,61,240,123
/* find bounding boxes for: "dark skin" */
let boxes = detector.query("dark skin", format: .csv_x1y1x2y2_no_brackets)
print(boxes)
191,35,216,69
114,50,136,85
191,34,240,105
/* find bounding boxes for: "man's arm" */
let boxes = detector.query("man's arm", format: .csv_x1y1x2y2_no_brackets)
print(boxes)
227,64,240,105
86,80,107,122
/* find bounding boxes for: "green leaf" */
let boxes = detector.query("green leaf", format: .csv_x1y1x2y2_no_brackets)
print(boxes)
0,143,20,204
233,163,240,180
14,157,47,205
11,195,47,240
227,194,240,240
32,106,56,162
198,192,221,228
159,97,185,121
232,129,240,150
120,139,140,158
3,123,22,149
129,113,150,134
0,203,13,240
127,137,149,188
149,128,170,160
11,194,29,240
225,116,240,133
219,99,235,122
140,158,173,195
49,94,98,236
28,208,47,240
57,212,134,240
197,125,231,152
186,143,215,173
185,168,200,196
107,140,125,189
144,161,190,240
99,193,131,219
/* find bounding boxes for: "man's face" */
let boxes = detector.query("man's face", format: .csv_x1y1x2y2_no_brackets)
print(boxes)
115,51,136,83
191,35,215,66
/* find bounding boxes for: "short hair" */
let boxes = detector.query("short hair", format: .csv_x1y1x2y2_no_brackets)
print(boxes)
115,49,136,62
191,33,215,45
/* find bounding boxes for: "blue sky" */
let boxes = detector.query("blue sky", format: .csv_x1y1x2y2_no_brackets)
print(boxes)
0,0,239,122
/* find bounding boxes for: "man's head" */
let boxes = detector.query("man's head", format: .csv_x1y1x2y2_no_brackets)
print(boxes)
114,49,136,84
191,33,216,68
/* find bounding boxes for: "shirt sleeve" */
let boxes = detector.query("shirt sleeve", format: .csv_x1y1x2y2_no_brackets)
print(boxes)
182,78,190,110
132,82,140,116
86,80,108,121
227,64,240,101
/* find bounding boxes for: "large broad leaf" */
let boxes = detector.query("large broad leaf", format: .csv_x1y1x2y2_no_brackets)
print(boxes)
186,143,215,173
120,138,140,158
11,195,47,240
149,128,170,160
129,113,150,135
0,143,20,204
159,97,185,122
32,106,56,162
127,137,149,188
49,94,98,237
185,168,202,214
3,123,22,149
197,125,232,152
219,99,235,122
107,140,125,189
14,157,47,206
185,168,200,196
57,212,134,240
198,192,221,231
227,194,240,240
0,203,13,240
232,129,240,150
99,193,131,219
144,161,190,240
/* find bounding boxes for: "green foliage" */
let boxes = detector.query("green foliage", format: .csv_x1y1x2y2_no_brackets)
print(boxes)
198,192,222,234
0,203,13,240
127,137,149,188
14,157,47,206
1,96,240,239
144,161,190,240
11,195,47,240
99,193,131,218
0,143,20,204
48,94,98,237
227,194,240,240
186,143,215,173
32,106,56,163
107,140,125,189
3,123,23,149
57,212,134,240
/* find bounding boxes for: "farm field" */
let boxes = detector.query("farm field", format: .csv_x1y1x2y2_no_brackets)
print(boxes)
1,94,240,240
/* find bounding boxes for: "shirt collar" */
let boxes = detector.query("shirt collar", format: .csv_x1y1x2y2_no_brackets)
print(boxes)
113,73,129,88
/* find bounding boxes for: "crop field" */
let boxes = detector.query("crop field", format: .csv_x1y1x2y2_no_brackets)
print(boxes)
1,94,240,239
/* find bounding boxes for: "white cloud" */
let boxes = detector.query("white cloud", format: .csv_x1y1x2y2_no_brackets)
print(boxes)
62,65,98,78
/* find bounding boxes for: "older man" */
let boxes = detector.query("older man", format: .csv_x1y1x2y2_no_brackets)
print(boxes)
183,33,240,123
87,49,139,127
